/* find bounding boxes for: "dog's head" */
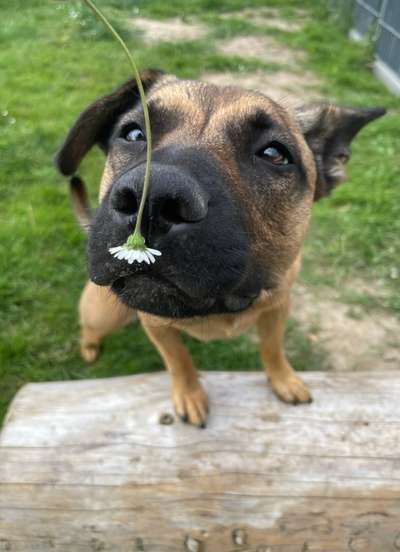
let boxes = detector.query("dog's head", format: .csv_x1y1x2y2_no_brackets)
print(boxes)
56,70,385,318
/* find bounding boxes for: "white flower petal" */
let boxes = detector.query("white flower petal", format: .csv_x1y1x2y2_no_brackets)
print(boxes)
136,251,146,263
146,251,156,263
142,252,151,264
131,249,142,263
109,246,123,254
147,247,162,256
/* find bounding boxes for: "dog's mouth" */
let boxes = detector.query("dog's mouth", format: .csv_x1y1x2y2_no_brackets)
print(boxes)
111,273,259,318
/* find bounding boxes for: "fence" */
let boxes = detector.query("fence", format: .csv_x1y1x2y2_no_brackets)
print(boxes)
351,0,400,94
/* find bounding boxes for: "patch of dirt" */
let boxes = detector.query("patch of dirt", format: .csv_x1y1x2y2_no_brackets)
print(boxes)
217,35,304,67
346,277,393,300
291,284,400,372
212,31,321,107
221,7,307,32
130,16,320,107
131,17,207,43
203,69,321,107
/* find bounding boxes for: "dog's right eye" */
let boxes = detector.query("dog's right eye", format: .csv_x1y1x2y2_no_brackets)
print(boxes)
257,141,293,166
122,125,146,142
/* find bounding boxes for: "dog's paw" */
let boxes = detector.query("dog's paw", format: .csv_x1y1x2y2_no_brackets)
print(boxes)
80,342,99,363
172,383,209,428
270,373,312,405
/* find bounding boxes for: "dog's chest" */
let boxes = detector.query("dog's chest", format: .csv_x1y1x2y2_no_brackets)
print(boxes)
175,292,277,341
178,313,257,341
140,290,284,342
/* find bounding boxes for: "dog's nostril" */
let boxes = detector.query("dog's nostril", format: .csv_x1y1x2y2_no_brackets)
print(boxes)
159,195,208,226
112,187,138,216
160,198,187,225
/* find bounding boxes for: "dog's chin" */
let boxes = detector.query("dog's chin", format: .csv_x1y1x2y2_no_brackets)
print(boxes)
110,274,259,318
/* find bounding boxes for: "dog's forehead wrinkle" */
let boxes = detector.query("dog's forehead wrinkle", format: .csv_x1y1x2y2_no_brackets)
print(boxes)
116,94,173,126
205,94,294,137
152,80,276,118
150,86,208,139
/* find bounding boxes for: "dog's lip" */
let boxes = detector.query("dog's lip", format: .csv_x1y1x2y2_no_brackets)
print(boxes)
111,273,217,310
111,273,259,314
223,293,258,312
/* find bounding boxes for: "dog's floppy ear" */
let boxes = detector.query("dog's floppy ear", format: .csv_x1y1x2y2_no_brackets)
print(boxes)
295,103,386,201
55,69,164,177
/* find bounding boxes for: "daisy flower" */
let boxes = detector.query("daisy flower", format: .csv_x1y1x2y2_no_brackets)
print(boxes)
109,232,161,265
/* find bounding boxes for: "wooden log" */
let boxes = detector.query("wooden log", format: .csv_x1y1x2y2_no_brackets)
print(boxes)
1,371,400,551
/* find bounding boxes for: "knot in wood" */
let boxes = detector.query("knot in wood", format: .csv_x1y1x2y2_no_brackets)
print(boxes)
185,535,201,552
90,538,105,551
232,528,247,546
0,540,11,552
159,412,174,425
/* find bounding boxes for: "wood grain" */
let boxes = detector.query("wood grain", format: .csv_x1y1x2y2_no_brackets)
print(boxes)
1,371,400,551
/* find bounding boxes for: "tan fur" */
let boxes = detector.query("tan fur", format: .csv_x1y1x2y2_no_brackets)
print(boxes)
79,281,135,363
99,161,114,201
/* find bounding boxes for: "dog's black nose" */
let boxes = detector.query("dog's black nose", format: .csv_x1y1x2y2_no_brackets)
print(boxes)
110,164,209,234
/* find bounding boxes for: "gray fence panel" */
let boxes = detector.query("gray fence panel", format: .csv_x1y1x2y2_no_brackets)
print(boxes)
353,3,377,34
363,0,383,11
377,27,400,72
383,0,400,25
377,0,400,74
352,0,400,79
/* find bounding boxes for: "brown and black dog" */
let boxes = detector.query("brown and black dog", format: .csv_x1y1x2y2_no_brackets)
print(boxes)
56,69,385,427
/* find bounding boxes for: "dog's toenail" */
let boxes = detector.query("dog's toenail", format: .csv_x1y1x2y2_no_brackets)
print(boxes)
199,422,207,429
181,415,189,423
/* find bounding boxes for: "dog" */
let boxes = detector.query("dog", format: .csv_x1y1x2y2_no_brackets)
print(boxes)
56,69,385,427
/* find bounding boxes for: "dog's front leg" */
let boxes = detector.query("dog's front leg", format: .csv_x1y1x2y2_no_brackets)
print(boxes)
79,281,135,362
140,318,208,427
257,299,312,405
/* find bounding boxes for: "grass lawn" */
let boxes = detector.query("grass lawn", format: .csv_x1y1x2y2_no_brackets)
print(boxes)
1,0,399,424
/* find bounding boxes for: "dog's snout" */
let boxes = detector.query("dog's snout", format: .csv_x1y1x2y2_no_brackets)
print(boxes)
110,164,209,233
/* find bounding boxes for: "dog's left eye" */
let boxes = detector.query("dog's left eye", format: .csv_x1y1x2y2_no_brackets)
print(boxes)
257,142,293,165
122,125,146,142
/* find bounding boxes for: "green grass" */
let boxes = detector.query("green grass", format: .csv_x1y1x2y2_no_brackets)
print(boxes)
1,0,399,424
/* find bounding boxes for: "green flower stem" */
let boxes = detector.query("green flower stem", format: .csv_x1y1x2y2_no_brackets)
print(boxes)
82,0,152,243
